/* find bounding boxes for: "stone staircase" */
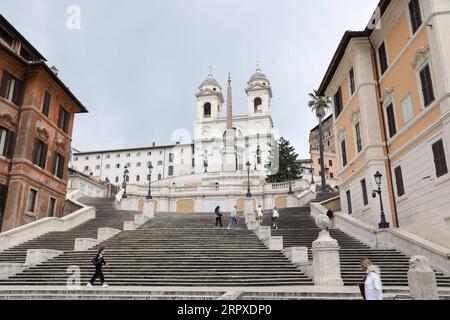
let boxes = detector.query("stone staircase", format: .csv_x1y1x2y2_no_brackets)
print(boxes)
0,208,312,287
261,207,450,287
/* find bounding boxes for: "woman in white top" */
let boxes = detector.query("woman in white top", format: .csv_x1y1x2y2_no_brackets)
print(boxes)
272,206,280,229
360,259,383,300
256,205,264,224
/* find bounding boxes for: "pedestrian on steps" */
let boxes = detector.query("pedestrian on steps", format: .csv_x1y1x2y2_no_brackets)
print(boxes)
359,259,383,300
256,205,264,225
272,206,279,229
87,247,110,287
215,206,223,228
228,205,238,230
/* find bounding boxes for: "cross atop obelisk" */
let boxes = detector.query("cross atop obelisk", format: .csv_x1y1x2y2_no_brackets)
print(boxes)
226,73,233,130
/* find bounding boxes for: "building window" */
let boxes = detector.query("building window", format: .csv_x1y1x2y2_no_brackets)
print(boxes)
378,42,389,75
168,166,174,176
0,70,24,105
169,153,174,163
349,67,356,95
346,190,352,214
147,152,152,156
33,139,48,169
0,126,14,159
158,174,162,180
137,162,141,167
48,197,56,217
136,175,140,182
254,97,263,113
329,160,333,167
53,152,65,179
0,27,14,46
74,157,78,161
106,155,110,159
136,152,141,157
115,177,119,183
204,103,211,117
126,153,131,158
160,151,163,155
361,179,369,206
355,122,363,153
386,103,397,138
116,164,120,169
27,189,38,213
341,139,347,167
157,160,163,166
409,0,423,34
58,106,70,133
126,163,131,167
334,87,343,117
85,156,89,160
42,91,51,117
401,94,415,124
116,154,120,158
95,165,100,170
419,64,435,108
96,155,101,160
330,173,334,178
432,139,448,178
394,166,405,197
106,164,110,169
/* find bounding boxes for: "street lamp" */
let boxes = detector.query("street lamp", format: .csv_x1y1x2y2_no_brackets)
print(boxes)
246,161,252,198
372,171,390,229
287,166,294,195
146,163,153,200
310,167,315,184
122,166,129,199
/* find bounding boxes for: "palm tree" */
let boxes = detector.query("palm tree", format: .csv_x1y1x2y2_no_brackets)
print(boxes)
308,90,331,193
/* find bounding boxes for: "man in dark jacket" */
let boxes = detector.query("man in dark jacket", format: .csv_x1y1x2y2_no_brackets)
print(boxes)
215,206,223,228
87,247,110,287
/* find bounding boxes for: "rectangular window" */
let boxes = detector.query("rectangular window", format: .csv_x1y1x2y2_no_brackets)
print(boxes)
137,162,141,167
116,154,120,158
355,122,363,153
329,160,333,167
334,87,343,117
58,106,70,133
95,165,100,170
53,152,65,179
0,126,14,158
409,0,423,34
147,152,152,156
48,197,56,217
361,179,369,206
330,173,334,178
106,155,110,159
378,42,389,75
168,166,174,176
27,189,38,213
42,91,51,117
85,156,89,160
33,139,48,169
106,164,110,169
169,153,174,163
346,190,352,214
401,94,415,124
432,140,448,178
126,153,131,158
349,68,356,95
386,103,397,138
0,70,24,105
341,139,347,167
394,166,405,197
96,155,101,160
136,152,141,157
116,164,120,169
420,64,435,108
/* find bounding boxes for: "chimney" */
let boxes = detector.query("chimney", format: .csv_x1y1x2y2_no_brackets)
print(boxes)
50,65,59,76
152,142,156,147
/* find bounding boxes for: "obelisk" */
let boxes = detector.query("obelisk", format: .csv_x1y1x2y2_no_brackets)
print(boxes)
223,73,237,172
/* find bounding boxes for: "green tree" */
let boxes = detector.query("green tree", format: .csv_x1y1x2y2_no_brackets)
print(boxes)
308,90,331,193
266,137,301,183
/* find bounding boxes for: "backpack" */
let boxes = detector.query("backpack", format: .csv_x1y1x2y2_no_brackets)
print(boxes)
92,255,100,266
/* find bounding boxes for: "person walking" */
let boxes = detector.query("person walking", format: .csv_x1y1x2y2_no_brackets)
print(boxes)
228,205,238,230
215,206,223,228
87,247,110,287
272,206,280,229
256,205,264,225
359,259,383,300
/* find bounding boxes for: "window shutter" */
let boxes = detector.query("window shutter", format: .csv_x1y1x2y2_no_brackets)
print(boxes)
59,155,65,179
40,143,48,169
32,139,39,164
0,70,10,98
433,140,448,177
12,79,24,106
395,166,405,196
5,130,15,159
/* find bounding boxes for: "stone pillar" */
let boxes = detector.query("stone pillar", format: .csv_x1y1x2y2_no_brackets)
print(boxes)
408,256,439,300
74,238,99,252
312,214,344,286
284,247,309,265
123,221,137,231
244,198,254,217
0,263,26,280
25,249,64,267
143,201,155,218
257,226,271,241
265,236,283,251
97,228,121,242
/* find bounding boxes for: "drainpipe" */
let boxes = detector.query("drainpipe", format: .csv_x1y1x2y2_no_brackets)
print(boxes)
368,37,400,228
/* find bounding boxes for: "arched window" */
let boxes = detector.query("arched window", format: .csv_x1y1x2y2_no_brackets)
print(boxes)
254,97,262,113
204,103,211,117
158,174,162,180
136,175,140,182
115,177,119,183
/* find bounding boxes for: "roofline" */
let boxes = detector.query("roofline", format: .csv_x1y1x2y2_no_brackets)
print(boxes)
309,114,333,133
73,143,194,155
317,0,391,96
0,15,46,61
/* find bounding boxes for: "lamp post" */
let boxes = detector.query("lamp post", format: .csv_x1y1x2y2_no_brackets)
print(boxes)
246,161,252,198
146,163,153,200
122,166,129,199
310,167,315,184
372,171,390,229
287,166,294,195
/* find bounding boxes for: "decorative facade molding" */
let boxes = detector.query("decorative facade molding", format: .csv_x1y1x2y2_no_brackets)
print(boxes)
381,87,395,106
338,128,346,142
351,109,361,125
411,45,431,71
36,127,50,142
0,113,17,131
55,138,66,154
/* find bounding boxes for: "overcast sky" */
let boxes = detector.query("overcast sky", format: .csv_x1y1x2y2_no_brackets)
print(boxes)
2,0,379,158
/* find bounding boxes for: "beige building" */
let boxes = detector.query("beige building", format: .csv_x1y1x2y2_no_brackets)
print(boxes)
309,115,337,179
